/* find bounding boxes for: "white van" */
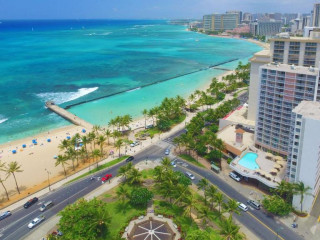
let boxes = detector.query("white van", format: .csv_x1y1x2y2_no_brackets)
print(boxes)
39,201,53,212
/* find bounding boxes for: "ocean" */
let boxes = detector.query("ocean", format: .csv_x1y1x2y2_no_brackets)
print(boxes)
0,20,261,144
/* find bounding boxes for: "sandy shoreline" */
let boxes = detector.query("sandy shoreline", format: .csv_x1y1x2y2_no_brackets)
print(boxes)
0,32,257,206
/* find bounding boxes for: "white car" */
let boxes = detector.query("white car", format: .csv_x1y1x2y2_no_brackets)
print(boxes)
130,141,139,147
165,149,170,155
237,202,248,212
229,172,241,182
28,216,45,229
170,161,177,167
185,172,195,180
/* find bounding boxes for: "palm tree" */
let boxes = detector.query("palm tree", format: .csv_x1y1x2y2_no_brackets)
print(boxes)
117,162,133,181
97,135,106,157
81,135,90,162
115,139,123,157
66,147,77,171
197,178,209,205
58,139,70,152
93,125,101,135
55,155,68,176
116,185,129,202
173,137,182,153
153,166,165,182
142,109,148,128
104,129,112,145
294,181,312,212
88,131,96,152
6,161,23,194
127,168,142,185
215,192,224,215
223,199,240,215
206,185,217,210
0,173,9,200
197,206,211,227
92,149,102,168
182,194,197,217
161,157,172,171
219,216,241,240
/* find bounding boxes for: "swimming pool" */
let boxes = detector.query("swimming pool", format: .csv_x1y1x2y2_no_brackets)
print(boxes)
238,152,259,170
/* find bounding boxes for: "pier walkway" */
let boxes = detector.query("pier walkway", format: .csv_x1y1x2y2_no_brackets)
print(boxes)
46,101,93,130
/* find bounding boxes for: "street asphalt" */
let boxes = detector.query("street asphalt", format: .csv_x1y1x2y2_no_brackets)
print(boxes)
0,128,304,240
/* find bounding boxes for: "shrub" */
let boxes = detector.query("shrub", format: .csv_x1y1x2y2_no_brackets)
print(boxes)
262,195,291,216
130,187,153,207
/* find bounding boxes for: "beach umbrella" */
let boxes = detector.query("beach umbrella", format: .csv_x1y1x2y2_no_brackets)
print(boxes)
270,169,278,175
82,129,86,133
265,173,273,180
22,144,26,148
47,139,51,142
266,152,274,159
12,150,17,154
274,163,282,169
66,136,71,140
259,170,267,176
274,156,283,161
53,155,58,159
255,169,262,174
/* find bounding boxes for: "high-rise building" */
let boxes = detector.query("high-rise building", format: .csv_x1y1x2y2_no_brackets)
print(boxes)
255,63,320,155
249,21,282,37
242,12,252,23
313,3,320,27
226,10,242,23
203,13,239,32
287,101,320,212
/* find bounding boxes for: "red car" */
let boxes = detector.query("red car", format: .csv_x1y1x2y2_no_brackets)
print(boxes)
101,174,112,182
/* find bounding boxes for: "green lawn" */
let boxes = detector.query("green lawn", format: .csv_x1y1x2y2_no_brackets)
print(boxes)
66,155,129,184
179,154,206,168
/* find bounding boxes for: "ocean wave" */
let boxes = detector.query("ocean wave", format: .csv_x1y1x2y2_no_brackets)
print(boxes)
36,87,98,105
126,87,141,93
0,118,8,124
84,32,112,36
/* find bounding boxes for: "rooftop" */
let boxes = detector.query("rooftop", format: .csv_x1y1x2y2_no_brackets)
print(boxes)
222,104,255,127
270,36,320,43
293,101,320,120
262,63,319,75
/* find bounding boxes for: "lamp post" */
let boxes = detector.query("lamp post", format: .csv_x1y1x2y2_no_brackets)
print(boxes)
45,168,51,191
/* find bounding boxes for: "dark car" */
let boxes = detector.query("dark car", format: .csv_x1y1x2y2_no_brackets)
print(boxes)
24,197,38,209
126,156,134,162
0,211,11,221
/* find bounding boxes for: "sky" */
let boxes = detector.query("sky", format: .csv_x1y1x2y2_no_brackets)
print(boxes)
0,0,318,20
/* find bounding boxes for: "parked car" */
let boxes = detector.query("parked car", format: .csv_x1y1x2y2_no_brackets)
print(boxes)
145,124,154,129
126,156,134,162
28,216,45,229
237,202,248,212
24,197,38,209
165,149,170,155
39,201,54,212
0,211,11,221
170,161,177,168
130,141,140,147
229,172,241,182
247,200,261,210
185,172,195,180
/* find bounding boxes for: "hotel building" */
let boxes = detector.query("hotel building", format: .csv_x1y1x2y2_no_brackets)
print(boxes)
313,3,320,27
203,13,239,32
249,21,282,37
288,101,320,212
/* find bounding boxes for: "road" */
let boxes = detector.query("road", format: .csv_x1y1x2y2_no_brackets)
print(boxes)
0,128,303,240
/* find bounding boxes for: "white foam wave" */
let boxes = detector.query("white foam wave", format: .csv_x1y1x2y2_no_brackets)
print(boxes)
126,87,141,93
84,32,112,36
0,118,8,124
134,25,155,28
36,87,98,105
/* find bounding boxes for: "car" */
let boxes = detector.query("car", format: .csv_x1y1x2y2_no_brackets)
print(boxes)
126,156,134,162
170,161,177,167
130,141,139,147
229,172,241,182
24,197,38,209
247,200,261,210
145,124,154,129
185,171,195,180
39,201,54,212
237,202,248,212
0,211,11,221
165,149,170,155
28,216,45,229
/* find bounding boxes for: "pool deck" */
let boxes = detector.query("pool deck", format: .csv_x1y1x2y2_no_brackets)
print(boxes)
230,147,286,188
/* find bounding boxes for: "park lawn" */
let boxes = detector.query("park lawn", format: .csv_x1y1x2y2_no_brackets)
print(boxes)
179,154,206,168
104,201,146,239
66,155,128,184
141,168,155,179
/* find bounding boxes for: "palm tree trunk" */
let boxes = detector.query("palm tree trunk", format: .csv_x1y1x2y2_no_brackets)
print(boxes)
12,173,20,194
72,160,75,171
63,165,67,176
0,181,9,200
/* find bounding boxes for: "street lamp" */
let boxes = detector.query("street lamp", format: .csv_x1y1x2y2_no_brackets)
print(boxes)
45,168,51,191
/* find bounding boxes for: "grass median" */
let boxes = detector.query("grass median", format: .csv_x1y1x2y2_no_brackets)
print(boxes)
66,155,129,184
179,154,205,168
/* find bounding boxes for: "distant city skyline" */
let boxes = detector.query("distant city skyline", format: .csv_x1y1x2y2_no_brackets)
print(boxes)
0,0,319,20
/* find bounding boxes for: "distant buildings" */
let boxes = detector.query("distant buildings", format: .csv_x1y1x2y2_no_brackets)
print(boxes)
313,3,320,27
203,13,239,32
288,101,320,212
249,21,282,37
226,10,242,23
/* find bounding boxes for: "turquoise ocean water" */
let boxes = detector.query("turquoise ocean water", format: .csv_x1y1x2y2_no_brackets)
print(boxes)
0,20,261,144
